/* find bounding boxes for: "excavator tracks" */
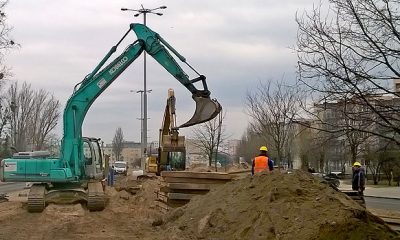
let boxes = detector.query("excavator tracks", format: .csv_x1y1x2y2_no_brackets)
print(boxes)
26,182,106,212
87,182,106,211
27,184,46,213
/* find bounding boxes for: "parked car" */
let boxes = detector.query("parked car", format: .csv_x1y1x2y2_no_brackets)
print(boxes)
312,172,340,189
113,161,128,176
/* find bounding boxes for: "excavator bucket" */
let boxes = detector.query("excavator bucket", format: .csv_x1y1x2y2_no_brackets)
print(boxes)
179,96,222,128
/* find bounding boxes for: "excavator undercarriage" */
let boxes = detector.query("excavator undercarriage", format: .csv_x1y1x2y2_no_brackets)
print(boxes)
27,182,106,212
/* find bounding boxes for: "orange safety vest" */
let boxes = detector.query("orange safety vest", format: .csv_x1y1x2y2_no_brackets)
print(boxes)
254,156,269,173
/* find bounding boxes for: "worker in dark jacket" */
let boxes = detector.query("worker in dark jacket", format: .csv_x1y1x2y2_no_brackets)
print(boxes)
252,146,271,175
352,161,365,194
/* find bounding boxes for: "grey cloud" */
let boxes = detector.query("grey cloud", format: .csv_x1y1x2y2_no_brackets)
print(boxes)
6,0,315,143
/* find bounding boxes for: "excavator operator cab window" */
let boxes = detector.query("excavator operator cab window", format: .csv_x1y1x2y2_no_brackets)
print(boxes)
91,140,103,173
83,141,93,165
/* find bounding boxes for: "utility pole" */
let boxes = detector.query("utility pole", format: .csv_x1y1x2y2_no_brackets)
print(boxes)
10,100,17,150
132,89,152,164
121,5,167,172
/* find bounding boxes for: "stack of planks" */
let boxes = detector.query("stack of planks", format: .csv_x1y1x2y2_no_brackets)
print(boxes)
155,171,233,212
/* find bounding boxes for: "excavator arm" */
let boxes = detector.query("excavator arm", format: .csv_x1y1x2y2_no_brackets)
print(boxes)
157,89,186,174
61,23,221,177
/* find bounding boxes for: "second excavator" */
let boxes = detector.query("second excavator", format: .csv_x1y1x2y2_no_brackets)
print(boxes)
0,23,221,212
157,89,187,175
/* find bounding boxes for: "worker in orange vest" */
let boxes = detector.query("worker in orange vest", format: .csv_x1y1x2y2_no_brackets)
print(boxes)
252,146,270,175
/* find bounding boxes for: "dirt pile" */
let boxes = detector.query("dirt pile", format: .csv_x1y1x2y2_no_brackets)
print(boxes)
0,176,165,240
161,170,399,240
0,172,398,239
108,175,163,216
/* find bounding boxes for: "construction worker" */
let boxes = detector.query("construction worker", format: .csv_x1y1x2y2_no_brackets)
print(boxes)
352,161,365,194
252,146,271,175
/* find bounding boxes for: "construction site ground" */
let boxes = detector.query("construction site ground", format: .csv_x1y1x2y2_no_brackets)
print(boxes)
0,170,399,240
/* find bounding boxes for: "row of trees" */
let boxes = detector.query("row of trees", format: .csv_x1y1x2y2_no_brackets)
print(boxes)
0,82,61,156
0,0,16,157
296,0,400,185
0,1,61,158
236,0,400,185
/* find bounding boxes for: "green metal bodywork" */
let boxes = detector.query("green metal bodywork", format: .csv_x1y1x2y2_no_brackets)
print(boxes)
1,23,211,184
1,157,73,182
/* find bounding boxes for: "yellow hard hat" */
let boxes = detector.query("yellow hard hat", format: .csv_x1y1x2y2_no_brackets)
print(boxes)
260,146,268,151
353,162,361,167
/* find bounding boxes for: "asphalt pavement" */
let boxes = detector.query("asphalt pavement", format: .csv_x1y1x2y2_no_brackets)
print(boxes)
339,180,400,199
0,182,26,194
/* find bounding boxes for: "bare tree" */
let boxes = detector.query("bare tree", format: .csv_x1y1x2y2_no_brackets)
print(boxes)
236,126,265,164
7,82,60,151
296,0,400,145
29,89,61,150
245,80,302,167
0,0,17,83
8,82,34,151
190,110,228,168
0,0,19,149
0,98,10,139
112,127,124,162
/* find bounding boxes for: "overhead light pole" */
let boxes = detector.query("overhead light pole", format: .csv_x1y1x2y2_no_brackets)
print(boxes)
131,89,152,163
122,5,167,171
10,100,17,149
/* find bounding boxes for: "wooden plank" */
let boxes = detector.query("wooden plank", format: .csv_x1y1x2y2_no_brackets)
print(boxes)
167,183,212,190
164,176,231,184
227,169,252,174
159,186,210,194
156,197,189,207
380,217,400,225
161,171,232,180
167,192,198,200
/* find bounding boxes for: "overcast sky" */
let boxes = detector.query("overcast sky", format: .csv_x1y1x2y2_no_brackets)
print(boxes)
5,0,316,144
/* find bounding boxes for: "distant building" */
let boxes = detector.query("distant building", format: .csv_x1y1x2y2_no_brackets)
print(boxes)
291,118,314,170
310,80,400,172
102,141,141,167
227,139,241,164
185,138,206,166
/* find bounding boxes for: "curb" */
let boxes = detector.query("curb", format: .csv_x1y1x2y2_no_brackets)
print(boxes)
0,182,15,186
364,195,400,200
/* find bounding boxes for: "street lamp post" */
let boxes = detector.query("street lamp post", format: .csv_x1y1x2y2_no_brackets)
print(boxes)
10,100,17,149
131,89,152,169
122,5,167,171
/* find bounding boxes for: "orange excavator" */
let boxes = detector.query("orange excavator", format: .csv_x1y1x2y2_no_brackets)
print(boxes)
156,89,187,175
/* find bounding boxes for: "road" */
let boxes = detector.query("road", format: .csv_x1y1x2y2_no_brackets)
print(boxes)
0,182,26,194
1,182,398,206
365,196,400,211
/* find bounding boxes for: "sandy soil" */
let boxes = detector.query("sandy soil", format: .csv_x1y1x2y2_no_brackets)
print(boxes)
160,171,399,240
0,171,398,240
0,176,165,240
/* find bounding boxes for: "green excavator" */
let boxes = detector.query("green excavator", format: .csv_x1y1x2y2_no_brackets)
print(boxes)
0,23,221,212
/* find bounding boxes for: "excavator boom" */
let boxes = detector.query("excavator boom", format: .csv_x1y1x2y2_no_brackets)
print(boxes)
131,24,222,128
62,23,221,176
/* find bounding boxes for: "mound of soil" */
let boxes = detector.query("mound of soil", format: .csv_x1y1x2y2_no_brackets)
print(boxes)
0,177,165,240
161,170,399,240
108,175,162,217
0,171,398,240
